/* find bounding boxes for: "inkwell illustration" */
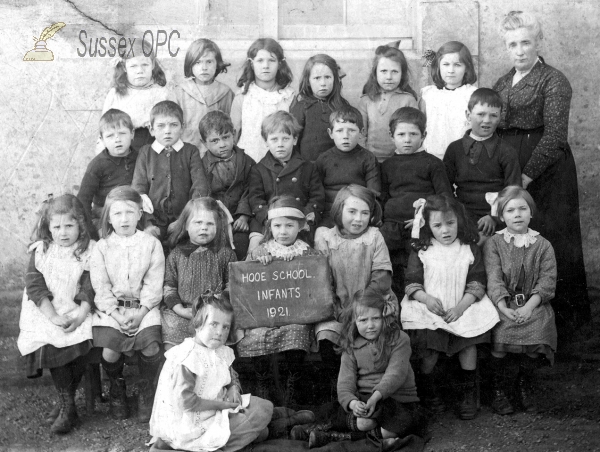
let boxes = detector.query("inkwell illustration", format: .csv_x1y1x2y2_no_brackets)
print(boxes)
23,22,66,61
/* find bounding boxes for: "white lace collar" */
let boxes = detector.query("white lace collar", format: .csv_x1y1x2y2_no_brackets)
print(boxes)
263,239,309,259
496,228,539,248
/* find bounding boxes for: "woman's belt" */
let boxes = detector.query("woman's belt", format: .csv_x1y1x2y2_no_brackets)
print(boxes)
498,126,544,136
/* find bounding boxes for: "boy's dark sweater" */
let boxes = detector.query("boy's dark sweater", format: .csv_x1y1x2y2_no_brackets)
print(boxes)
78,148,138,218
315,144,381,212
444,131,521,218
381,151,452,222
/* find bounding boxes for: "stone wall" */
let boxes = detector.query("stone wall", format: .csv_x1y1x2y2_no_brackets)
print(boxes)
1,0,598,290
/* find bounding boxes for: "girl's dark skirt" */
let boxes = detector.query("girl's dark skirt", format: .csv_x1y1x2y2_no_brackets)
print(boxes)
408,329,490,358
25,340,101,378
93,326,161,352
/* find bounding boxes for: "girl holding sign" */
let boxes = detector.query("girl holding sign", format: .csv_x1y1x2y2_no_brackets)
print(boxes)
237,196,320,405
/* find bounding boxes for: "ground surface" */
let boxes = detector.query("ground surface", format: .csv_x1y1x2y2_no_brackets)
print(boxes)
1,290,599,452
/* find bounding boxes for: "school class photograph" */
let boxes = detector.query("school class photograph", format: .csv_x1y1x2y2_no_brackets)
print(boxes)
0,0,599,451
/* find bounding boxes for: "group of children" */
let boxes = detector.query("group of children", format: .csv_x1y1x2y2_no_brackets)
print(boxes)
16,35,558,451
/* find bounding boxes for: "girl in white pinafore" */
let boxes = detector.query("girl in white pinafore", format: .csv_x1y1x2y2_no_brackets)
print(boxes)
401,195,499,420
17,194,98,434
150,292,273,452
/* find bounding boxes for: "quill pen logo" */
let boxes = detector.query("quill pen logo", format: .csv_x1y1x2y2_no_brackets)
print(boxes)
23,22,66,61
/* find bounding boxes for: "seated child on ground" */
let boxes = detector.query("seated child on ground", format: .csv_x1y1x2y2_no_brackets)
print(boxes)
200,111,255,260
290,288,425,449
132,100,209,241
149,292,273,452
443,88,521,244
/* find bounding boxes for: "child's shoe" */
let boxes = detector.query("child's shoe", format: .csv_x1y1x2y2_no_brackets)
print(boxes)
290,421,333,441
308,430,363,448
419,373,445,414
515,373,537,413
136,379,153,423
458,369,478,420
50,389,75,434
44,403,61,425
108,377,129,420
489,356,514,415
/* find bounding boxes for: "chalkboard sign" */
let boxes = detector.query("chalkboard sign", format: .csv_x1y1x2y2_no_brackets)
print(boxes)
229,255,335,329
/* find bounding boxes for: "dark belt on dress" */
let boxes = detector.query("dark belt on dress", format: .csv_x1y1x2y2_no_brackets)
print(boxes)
118,299,141,309
498,126,544,136
508,293,528,308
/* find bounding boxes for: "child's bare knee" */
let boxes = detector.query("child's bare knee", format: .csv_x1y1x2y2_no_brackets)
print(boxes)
141,342,160,356
356,417,377,431
102,348,121,362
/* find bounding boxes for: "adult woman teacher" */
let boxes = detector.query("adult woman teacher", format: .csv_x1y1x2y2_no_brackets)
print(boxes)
493,11,590,336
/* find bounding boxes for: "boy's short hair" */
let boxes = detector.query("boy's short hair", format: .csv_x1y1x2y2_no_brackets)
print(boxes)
198,111,235,141
329,105,362,128
261,111,302,140
150,100,184,126
389,107,426,135
99,109,134,136
467,88,503,111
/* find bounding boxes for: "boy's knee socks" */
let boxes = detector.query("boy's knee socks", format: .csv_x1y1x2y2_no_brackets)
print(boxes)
50,365,73,390
138,348,163,384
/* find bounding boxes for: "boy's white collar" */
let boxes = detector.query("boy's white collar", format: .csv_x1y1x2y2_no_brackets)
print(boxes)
151,139,184,154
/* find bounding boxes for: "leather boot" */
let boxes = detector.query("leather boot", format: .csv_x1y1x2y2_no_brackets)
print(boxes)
458,369,478,420
50,389,74,434
103,356,129,420
269,409,315,438
309,430,365,448
489,356,514,415
419,372,445,414
290,421,332,441
516,356,539,413
137,352,162,423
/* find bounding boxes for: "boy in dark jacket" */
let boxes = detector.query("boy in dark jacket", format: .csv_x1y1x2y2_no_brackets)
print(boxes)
248,111,325,252
200,111,255,260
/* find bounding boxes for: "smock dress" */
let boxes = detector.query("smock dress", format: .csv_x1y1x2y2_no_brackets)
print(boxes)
315,227,399,346
150,338,272,451
18,241,96,376
483,229,558,364
162,243,236,346
401,240,499,355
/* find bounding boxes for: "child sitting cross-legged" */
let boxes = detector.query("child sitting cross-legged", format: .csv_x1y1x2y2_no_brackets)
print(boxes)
291,288,427,449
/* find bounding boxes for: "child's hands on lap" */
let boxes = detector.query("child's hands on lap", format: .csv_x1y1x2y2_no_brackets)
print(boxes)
125,306,149,334
63,308,88,333
498,300,518,322
424,295,446,317
173,304,193,320
477,215,496,236
233,215,250,232
225,385,242,405
444,306,465,323
515,306,533,323
51,314,74,330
